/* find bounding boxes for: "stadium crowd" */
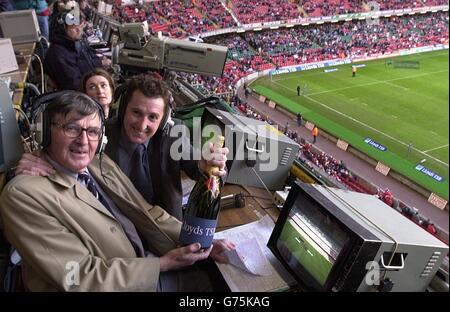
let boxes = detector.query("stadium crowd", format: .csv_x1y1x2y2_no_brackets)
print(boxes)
112,0,449,34
111,0,237,38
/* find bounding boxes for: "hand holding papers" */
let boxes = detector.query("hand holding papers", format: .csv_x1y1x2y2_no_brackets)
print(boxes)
214,215,296,292
223,237,271,276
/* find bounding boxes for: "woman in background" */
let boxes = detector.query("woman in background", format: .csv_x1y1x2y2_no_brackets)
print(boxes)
81,68,115,118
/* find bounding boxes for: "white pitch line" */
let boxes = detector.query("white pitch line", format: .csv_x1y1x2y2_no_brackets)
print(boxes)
423,144,449,153
381,80,409,91
308,69,448,96
303,94,449,167
391,115,398,118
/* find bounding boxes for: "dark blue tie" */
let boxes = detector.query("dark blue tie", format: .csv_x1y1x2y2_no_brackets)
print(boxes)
130,144,154,203
78,172,107,208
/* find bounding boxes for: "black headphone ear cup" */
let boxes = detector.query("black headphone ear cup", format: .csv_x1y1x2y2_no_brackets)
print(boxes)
159,99,174,133
30,91,67,149
115,82,129,125
158,105,169,131
41,109,52,148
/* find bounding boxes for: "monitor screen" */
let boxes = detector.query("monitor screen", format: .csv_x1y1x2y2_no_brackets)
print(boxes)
105,20,121,46
99,17,109,34
0,9,40,44
276,193,349,286
268,181,352,291
102,20,111,42
92,12,100,28
0,80,24,173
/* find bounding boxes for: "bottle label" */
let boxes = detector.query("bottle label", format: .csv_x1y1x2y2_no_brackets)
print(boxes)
179,213,218,248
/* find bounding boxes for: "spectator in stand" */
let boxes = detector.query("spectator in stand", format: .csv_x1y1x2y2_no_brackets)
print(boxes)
427,223,437,235
296,112,303,126
401,206,416,219
44,10,111,91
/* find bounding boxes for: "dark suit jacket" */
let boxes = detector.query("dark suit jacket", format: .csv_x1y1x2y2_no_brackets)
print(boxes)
105,118,201,220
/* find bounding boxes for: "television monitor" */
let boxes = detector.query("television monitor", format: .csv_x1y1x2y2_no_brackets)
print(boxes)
92,11,100,28
95,13,105,31
101,19,112,42
103,19,121,45
0,80,24,173
99,16,110,35
0,9,40,44
268,181,448,292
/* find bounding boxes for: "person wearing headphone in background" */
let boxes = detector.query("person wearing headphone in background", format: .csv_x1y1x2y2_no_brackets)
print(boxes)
44,9,111,91
0,91,234,291
81,68,115,118
14,73,229,221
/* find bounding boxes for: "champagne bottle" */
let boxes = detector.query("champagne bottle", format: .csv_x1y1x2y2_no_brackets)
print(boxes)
179,135,225,248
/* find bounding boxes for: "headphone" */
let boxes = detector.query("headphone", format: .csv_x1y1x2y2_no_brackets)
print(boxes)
30,91,108,155
114,81,174,134
55,10,82,34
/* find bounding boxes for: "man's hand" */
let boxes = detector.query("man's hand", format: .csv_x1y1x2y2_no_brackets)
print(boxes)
159,243,212,272
198,142,229,177
210,239,235,263
15,152,55,176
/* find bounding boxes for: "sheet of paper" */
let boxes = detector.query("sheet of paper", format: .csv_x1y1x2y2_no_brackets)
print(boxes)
214,215,296,292
224,237,271,276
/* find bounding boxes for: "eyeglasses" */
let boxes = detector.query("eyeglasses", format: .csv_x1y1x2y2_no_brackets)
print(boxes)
52,123,102,141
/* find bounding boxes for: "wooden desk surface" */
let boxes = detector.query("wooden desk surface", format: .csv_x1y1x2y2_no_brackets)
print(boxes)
217,184,280,232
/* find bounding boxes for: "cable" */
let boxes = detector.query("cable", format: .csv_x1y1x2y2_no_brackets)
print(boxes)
242,194,272,200
11,82,41,96
250,167,272,197
32,53,45,94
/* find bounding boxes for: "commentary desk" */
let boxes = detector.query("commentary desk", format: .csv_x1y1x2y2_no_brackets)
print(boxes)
217,184,279,232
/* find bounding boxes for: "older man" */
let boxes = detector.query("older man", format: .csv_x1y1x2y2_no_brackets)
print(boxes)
0,91,232,291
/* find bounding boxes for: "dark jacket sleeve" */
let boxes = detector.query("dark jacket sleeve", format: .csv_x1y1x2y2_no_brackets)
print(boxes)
44,45,83,90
